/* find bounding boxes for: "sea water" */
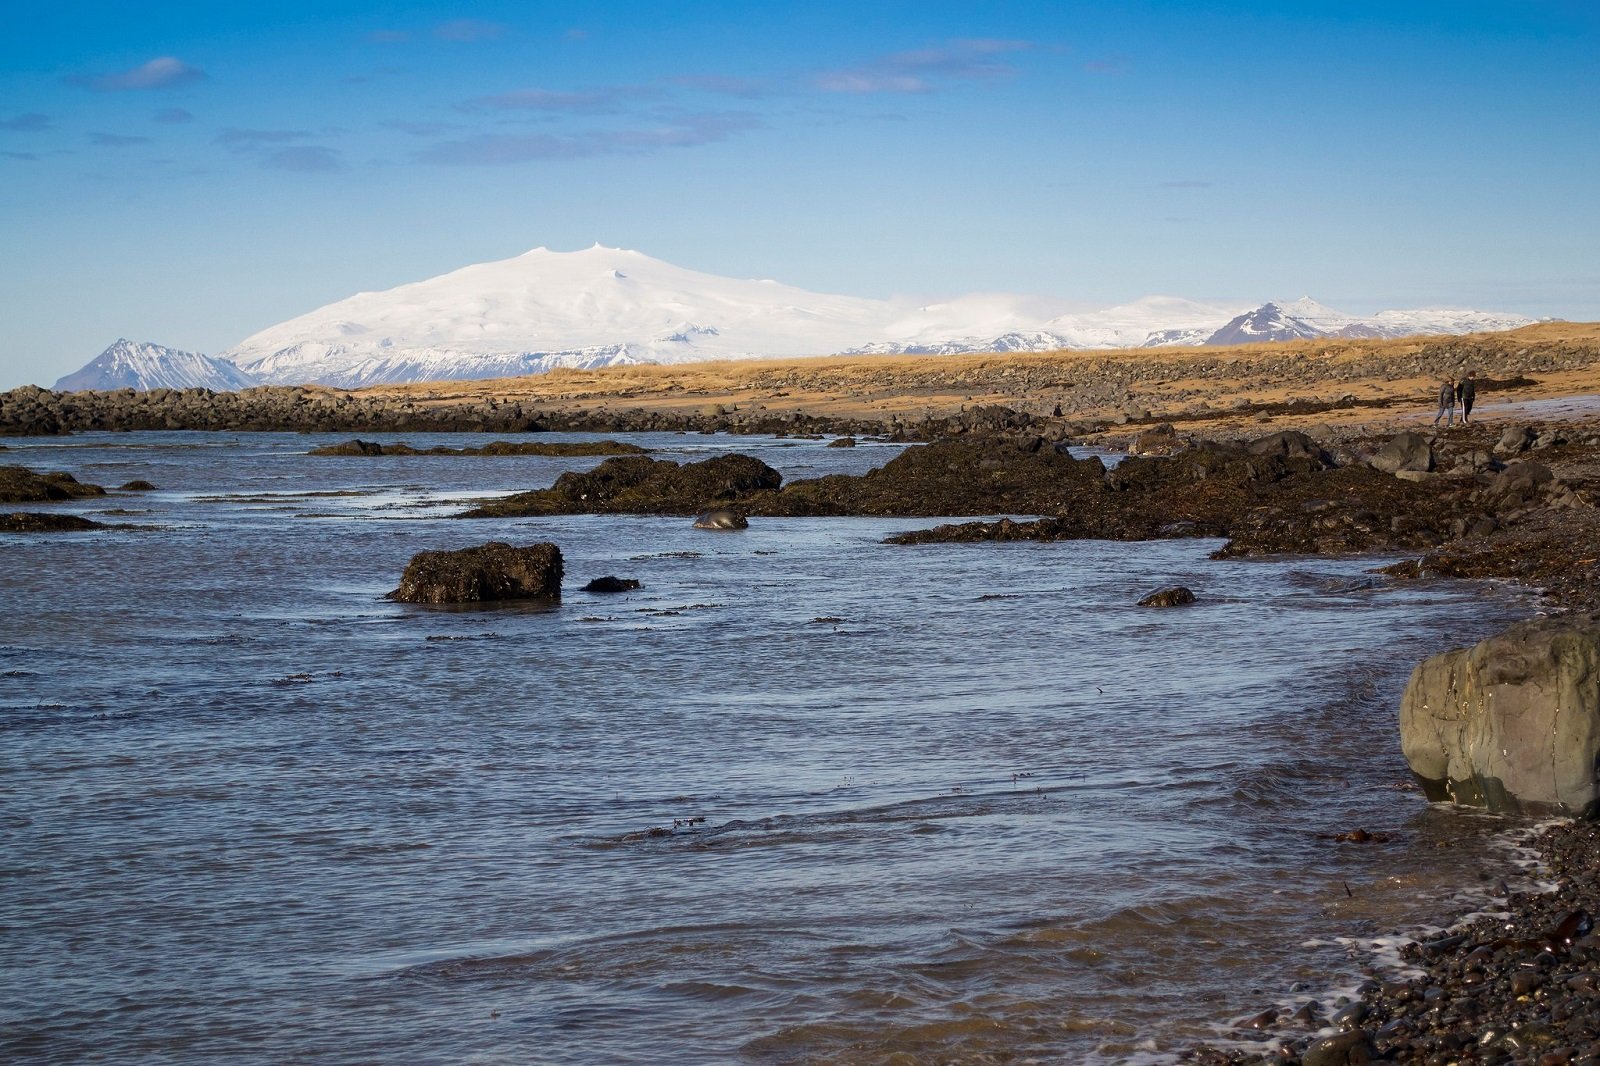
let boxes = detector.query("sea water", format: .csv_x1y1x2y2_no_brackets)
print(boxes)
0,431,1537,1063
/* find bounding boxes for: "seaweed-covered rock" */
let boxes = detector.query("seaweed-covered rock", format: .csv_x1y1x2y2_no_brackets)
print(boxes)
387,542,563,604
1400,613,1600,816
309,438,644,457
463,454,781,518
118,480,156,491
0,466,107,503
1138,586,1196,608
1,511,105,532
581,576,641,593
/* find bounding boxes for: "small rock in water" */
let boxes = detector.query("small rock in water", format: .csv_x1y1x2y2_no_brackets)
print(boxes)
118,479,156,491
1137,586,1195,608
582,576,641,594
388,541,562,604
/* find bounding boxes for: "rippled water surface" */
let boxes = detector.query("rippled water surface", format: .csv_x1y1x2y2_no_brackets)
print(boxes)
1,431,1535,1063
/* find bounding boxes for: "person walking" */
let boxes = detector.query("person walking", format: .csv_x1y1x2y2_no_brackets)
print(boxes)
1432,376,1456,427
1457,370,1477,424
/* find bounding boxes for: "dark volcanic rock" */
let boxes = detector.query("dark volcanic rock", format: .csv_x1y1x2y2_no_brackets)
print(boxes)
309,438,645,457
0,466,107,503
118,480,156,491
387,542,562,604
462,454,782,518
1138,586,1196,608
581,576,641,593
1,511,105,532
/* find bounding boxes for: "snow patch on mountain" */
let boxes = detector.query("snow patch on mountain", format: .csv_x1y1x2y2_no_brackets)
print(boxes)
54,339,259,392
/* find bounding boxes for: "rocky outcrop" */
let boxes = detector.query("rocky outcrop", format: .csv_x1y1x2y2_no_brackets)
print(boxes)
464,454,782,518
0,465,106,503
387,542,563,604
1,511,105,532
1400,614,1600,817
308,438,645,457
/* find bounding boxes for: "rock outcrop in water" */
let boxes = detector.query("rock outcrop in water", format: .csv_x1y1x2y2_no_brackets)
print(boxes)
1400,614,1600,817
1,511,105,532
0,465,106,503
387,542,563,604
463,454,783,518
308,438,645,457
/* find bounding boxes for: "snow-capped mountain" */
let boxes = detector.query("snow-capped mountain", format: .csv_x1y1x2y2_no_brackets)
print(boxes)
54,339,259,392
54,247,1540,391
220,244,894,388
1205,298,1537,347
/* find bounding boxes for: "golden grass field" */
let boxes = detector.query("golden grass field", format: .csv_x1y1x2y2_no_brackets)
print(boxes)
353,321,1600,436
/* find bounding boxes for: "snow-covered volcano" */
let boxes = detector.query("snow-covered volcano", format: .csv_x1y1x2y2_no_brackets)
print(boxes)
220,244,896,388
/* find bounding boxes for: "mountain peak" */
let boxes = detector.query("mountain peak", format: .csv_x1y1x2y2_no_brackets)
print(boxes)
55,338,258,393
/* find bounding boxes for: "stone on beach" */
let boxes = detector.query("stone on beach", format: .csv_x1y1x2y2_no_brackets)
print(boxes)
1368,432,1434,475
1400,613,1600,816
387,541,563,604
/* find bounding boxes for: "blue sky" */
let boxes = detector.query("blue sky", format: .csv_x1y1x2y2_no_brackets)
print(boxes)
2,1,1597,388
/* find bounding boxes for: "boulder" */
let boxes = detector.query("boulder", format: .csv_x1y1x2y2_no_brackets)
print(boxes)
1245,429,1333,466
826,436,857,448
1138,586,1195,608
1400,614,1600,816
1495,425,1535,456
581,576,641,593
118,480,156,491
388,542,562,604
1301,1029,1376,1066
1368,432,1433,475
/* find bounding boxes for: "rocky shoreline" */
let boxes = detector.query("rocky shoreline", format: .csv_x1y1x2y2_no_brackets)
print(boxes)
6,357,1600,1062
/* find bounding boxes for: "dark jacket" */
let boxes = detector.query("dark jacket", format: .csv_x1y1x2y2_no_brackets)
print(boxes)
1457,379,1476,404
1438,382,1456,408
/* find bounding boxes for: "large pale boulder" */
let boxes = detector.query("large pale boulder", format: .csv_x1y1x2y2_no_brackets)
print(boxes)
388,541,562,604
1368,432,1433,475
1400,615,1600,817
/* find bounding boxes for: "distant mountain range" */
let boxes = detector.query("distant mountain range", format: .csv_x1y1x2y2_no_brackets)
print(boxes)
54,245,1539,391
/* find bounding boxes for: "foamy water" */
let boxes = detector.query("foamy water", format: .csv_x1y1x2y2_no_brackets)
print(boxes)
1,431,1537,1063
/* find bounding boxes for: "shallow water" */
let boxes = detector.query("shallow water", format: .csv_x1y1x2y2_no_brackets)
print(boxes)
1,431,1537,1063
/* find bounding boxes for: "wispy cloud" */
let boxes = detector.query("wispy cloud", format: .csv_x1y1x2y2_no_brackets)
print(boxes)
217,128,311,151
418,111,760,165
459,85,662,114
0,112,52,132
264,146,342,172
2,150,39,161
89,132,151,147
154,108,195,124
434,19,506,42
67,56,206,92
815,39,1036,94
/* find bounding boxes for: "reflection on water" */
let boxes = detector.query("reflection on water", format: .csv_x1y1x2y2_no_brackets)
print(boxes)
1,431,1536,1063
